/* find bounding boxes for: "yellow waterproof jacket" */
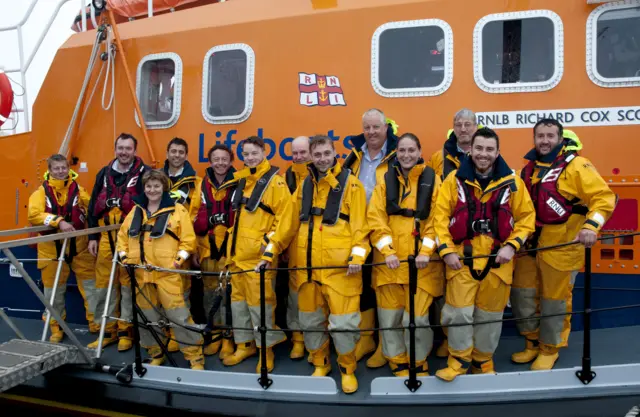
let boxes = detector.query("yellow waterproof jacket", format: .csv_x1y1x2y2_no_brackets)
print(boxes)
283,162,310,285
262,162,370,296
28,171,91,268
521,142,616,271
367,161,444,296
427,129,467,180
117,193,196,284
189,168,238,261
165,160,200,213
434,156,536,284
225,159,291,270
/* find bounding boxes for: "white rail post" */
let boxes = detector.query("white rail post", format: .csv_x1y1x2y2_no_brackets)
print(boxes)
41,238,68,341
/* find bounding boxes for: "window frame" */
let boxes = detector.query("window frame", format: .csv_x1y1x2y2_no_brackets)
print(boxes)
586,0,640,88
134,52,183,129
473,10,564,94
201,43,255,125
371,19,454,98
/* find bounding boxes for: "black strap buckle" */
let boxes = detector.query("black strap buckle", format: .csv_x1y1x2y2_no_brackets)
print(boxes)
209,213,227,226
310,207,324,216
471,219,492,234
106,197,121,208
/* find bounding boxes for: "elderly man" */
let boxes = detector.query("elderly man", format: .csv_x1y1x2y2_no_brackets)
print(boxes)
343,108,398,367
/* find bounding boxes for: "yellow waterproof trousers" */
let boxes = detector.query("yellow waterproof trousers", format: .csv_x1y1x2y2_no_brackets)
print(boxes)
298,281,360,374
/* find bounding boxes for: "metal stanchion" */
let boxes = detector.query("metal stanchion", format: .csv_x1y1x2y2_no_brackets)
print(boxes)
576,247,596,384
127,266,146,377
258,265,272,390
95,250,119,358
42,238,68,341
404,255,421,392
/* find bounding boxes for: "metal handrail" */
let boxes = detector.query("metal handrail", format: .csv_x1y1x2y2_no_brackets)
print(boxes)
0,225,54,238
0,224,120,250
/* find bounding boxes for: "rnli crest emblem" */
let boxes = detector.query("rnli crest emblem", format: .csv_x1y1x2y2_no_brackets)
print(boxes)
299,73,346,107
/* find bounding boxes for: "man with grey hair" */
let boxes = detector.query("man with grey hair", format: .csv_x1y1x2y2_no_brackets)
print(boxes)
427,108,478,180
426,108,478,358
343,108,399,368
281,135,311,360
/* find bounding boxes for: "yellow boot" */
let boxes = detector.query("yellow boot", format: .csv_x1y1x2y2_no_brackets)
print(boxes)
290,332,306,360
167,329,180,353
366,342,387,368
355,309,376,361
511,339,540,364
354,337,376,362
117,328,134,352
435,356,471,382
89,322,100,334
88,330,118,349
223,341,257,366
149,354,166,366
49,324,64,344
435,338,449,358
416,361,429,377
389,362,409,377
204,332,222,356
190,357,205,371
531,346,559,371
219,336,235,360
256,347,275,373
341,372,358,394
311,342,331,376
471,359,495,375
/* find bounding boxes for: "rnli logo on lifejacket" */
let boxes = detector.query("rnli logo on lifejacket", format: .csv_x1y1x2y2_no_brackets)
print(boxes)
299,73,346,107
546,196,567,217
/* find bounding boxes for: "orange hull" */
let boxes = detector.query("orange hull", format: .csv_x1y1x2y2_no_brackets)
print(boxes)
3,0,639,256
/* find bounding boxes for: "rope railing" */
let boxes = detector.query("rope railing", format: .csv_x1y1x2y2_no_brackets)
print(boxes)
106,231,640,390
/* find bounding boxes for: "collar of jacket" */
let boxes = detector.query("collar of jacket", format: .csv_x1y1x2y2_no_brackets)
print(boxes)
347,124,398,156
444,131,466,159
133,191,176,214
291,161,311,175
309,158,341,188
456,154,513,184
206,166,237,190
234,158,271,181
164,159,197,182
43,170,79,188
108,156,143,175
391,158,426,181
524,141,566,163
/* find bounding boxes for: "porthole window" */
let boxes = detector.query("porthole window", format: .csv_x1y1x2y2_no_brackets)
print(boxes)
202,43,255,124
473,10,564,93
371,19,453,97
587,1,640,88
135,53,182,129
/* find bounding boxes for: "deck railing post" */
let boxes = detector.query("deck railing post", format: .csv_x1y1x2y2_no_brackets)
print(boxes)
258,265,272,390
576,247,596,384
2,248,94,365
42,238,68,341
127,266,146,377
96,250,120,358
404,255,421,392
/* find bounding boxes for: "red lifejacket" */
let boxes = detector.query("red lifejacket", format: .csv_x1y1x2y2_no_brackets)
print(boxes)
448,178,514,245
521,152,588,226
43,180,86,233
93,158,145,219
193,178,235,260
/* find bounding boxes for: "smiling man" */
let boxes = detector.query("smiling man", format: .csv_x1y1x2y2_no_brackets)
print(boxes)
87,133,150,351
432,127,535,382
510,119,616,371
257,135,369,394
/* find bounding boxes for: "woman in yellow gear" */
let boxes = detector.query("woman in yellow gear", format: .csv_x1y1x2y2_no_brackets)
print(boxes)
116,169,204,370
28,154,97,342
367,133,444,377
257,135,370,394
511,122,616,370
433,128,535,382
190,144,238,360
222,136,289,373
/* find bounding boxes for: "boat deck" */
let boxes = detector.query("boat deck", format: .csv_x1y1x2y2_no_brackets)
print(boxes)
2,317,640,417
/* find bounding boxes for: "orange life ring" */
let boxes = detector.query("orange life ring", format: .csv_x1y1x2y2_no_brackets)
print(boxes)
0,71,14,128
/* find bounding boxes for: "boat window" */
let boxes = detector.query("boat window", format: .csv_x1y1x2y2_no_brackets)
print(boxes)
371,19,454,97
202,44,255,124
587,3,640,88
473,11,564,93
135,53,182,129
